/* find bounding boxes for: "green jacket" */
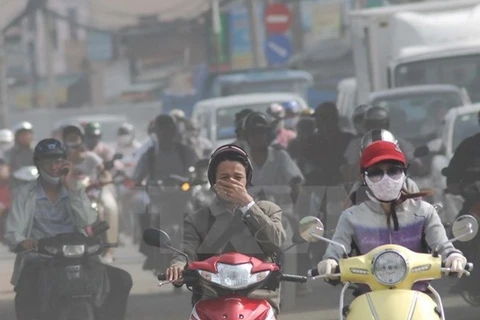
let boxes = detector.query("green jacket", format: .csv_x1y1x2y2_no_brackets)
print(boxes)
171,198,286,313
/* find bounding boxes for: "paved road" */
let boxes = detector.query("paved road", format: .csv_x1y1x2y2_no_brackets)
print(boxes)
0,244,478,319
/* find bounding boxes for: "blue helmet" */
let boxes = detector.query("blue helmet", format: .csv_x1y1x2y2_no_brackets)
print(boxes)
281,101,300,114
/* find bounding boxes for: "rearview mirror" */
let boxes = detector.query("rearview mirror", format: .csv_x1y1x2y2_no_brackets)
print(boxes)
441,167,449,177
143,228,171,248
413,145,429,158
298,216,324,243
452,215,479,242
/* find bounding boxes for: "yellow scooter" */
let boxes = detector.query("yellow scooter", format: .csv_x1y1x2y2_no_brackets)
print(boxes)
298,215,478,320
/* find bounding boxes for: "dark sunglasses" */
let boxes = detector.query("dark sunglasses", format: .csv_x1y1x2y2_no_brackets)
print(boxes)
365,165,405,183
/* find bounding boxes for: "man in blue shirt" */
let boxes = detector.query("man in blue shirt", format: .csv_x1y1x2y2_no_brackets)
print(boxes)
5,138,132,320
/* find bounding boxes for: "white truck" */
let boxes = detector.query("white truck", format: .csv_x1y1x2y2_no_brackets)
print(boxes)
339,0,480,118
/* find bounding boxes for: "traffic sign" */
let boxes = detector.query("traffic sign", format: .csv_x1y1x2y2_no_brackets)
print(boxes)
265,3,291,34
265,34,292,66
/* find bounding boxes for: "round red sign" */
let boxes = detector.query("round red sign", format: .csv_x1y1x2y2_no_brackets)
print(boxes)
265,3,292,34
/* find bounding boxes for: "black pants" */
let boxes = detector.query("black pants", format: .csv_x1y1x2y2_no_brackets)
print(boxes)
15,262,133,320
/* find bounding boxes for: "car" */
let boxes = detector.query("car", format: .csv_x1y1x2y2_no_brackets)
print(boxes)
429,103,480,224
191,93,309,149
53,114,129,150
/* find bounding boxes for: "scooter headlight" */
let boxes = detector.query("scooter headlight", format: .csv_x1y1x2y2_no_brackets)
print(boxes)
372,250,408,286
198,263,270,290
62,245,85,258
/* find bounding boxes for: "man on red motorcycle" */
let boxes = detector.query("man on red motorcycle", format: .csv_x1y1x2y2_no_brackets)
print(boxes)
4,138,132,320
165,144,286,314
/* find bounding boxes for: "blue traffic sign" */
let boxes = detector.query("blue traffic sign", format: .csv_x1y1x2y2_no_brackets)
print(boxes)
265,34,293,66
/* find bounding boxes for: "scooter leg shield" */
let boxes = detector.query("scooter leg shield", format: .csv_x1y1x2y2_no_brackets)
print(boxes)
346,290,441,320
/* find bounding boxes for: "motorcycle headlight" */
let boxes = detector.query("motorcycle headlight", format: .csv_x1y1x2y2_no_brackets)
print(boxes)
372,250,408,286
198,263,271,290
62,245,85,258
86,244,101,254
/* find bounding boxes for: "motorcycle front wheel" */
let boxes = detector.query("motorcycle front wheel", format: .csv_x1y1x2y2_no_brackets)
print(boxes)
56,300,95,320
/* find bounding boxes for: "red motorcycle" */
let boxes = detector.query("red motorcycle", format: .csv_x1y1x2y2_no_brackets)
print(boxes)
143,228,307,320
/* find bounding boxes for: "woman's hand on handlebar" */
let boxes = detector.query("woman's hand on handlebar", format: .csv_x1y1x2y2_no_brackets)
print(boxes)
165,266,184,284
317,259,339,278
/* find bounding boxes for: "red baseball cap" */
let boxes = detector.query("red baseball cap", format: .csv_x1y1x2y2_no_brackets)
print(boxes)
360,141,406,169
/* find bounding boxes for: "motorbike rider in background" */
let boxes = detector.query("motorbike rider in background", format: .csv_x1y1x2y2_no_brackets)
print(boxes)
316,140,467,294
232,108,253,150
343,105,419,182
287,113,316,167
165,144,285,314
115,123,140,178
83,122,114,162
4,138,132,320
7,122,35,190
185,119,213,159
267,103,296,149
7,122,35,174
242,112,304,207
0,129,13,160
444,110,480,298
115,123,140,244
133,114,197,271
282,100,301,131
62,125,119,263
0,158,11,241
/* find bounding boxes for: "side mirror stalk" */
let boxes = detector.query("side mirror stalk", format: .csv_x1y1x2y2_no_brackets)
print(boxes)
311,233,348,257
433,223,473,257
165,245,190,264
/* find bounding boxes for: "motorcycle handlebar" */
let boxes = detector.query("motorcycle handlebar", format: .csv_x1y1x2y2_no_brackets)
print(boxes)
308,265,340,278
280,274,308,283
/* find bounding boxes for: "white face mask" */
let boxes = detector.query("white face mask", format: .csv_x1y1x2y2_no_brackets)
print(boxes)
39,169,61,185
365,172,405,202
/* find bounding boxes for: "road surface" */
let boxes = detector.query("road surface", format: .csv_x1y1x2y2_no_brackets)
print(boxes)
0,243,477,319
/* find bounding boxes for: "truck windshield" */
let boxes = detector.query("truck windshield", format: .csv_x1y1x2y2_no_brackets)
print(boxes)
220,80,309,100
394,54,480,102
452,112,480,153
371,91,463,141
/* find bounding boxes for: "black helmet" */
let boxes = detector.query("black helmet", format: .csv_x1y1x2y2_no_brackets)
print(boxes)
207,144,253,187
33,138,67,162
154,114,177,132
234,109,253,135
84,122,102,137
118,123,134,136
62,124,84,140
242,112,271,132
364,106,389,131
353,104,370,123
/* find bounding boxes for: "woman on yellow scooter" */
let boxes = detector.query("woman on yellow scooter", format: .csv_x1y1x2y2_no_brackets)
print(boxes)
316,140,467,292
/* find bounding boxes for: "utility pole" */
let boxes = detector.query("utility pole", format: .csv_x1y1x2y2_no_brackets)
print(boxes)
42,7,56,109
212,0,222,72
0,33,8,127
247,0,266,68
